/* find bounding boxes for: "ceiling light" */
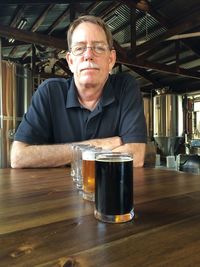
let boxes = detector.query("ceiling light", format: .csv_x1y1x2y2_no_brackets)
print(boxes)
8,38,15,43
17,18,27,30
8,18,27,44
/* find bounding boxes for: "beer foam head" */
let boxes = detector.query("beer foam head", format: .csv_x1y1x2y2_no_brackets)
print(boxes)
96,157,133,162
82,150,96,160
96,153,133,162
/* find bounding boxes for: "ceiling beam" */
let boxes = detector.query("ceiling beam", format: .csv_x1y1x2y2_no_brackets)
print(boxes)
31,4,55,33
117,55,200,80
9,5,26,27
0,24,67,50
9,4,54,57
1,0,104,4
113,40,200,80
9,4,55,57
166,80,200,93
19,4,55,59
5,22,194,82
125,65,163,88
119,0,150,12
136,8,200,56
120,0,170,27
113,38,200,78
101,2,122,19
1,2,199,86
21,46,32,61
182,39,200,58
47,6,70,35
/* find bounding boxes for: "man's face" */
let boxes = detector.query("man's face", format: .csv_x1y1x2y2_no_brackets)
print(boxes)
66,22,116,90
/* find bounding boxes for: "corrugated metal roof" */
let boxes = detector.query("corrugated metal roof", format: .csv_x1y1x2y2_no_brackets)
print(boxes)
0,0,200,94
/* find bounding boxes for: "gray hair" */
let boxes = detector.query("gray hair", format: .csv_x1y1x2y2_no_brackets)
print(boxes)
67,15,114,50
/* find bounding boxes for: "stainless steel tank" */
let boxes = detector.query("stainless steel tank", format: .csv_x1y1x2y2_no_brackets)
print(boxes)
0,60,32,168
184,95,200,155
153,94,183,156
143,96,153,139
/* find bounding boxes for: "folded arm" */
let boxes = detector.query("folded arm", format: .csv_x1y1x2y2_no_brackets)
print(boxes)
11,137,145,168
10,141,72,168
85,139,146,167
10,137,122,168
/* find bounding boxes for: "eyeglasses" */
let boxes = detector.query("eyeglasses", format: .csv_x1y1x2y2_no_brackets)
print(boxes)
70,44,110,56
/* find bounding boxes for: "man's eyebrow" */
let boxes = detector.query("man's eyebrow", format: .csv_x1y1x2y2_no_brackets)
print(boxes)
71,41,85,46
72,41,106,46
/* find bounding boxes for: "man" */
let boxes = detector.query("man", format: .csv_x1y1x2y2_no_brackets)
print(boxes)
11,15,147,168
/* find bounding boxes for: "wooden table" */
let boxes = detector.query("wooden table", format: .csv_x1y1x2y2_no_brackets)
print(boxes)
0,167,200,267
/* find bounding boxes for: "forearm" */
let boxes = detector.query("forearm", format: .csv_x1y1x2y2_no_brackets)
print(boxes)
10,137,132,169
84,137,146,167
113,143,146,167
11,137,122,169
81,136,122,150
11,141,73,168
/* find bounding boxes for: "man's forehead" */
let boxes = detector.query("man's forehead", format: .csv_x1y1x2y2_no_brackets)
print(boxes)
72,22,106,37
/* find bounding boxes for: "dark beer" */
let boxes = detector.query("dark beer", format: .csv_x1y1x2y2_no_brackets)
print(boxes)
95,153,134,223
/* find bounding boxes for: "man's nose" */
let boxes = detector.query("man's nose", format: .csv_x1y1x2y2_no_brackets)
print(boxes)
83,47,94,60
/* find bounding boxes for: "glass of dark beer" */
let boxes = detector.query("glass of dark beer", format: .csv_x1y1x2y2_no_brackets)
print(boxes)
94,152,134,223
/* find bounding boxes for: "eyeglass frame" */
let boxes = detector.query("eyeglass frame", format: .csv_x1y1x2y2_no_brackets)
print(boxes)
69,43,114,56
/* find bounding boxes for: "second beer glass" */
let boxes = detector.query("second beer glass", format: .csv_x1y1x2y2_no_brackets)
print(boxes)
82,147,102,201
94,152,134,223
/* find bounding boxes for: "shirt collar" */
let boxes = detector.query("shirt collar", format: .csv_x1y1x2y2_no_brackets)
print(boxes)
66,75,116,109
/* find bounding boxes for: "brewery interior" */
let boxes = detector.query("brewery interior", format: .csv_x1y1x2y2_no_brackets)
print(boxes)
0,0,200,173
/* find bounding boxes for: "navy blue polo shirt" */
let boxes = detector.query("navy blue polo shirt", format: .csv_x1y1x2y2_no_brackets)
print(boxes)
14,73,147,145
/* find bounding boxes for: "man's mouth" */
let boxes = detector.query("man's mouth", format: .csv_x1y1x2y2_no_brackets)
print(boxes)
81,67,99,71
80,62,100,72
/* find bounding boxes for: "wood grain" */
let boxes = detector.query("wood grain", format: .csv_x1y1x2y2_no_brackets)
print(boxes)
0,167,199,266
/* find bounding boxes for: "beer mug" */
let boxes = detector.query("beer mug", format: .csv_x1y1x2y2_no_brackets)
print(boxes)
72,144,91,187
82,147,102,201
94,152,134,223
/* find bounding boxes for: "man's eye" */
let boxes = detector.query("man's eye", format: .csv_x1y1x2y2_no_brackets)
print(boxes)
74,46,84,52
95,45,106,52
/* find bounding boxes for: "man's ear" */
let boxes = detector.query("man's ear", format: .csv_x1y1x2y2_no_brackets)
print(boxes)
109,49,116,72
66,52,74,73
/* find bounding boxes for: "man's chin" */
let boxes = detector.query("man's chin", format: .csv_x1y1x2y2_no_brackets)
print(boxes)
82,82,98,88
79,78,98,88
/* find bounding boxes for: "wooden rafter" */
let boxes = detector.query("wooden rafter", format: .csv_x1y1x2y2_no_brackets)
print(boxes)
0,24,67,50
